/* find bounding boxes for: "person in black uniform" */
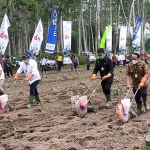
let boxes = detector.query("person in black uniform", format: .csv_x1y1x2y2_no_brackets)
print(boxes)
91,48,114,107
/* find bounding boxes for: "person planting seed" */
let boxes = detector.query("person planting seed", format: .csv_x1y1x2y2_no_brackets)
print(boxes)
91,48,114,107
14,53,41,108
126,53,149,114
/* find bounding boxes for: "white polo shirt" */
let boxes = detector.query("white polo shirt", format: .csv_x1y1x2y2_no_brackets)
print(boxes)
17,59,41,84
0,63,4,80
40,58,47,65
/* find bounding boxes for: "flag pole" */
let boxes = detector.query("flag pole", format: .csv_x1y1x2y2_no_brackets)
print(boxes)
5,0,10,14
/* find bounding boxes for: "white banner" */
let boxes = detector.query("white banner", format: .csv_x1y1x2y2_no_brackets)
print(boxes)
63,57,72,64
132,26,141,50
119,26,127,52
63,21,72,52
0,14,10,55
106,26,112,52
29,19,43,55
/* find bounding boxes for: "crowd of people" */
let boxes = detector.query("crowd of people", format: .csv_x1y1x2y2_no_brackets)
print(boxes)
110,52,149,68
0,49,149,114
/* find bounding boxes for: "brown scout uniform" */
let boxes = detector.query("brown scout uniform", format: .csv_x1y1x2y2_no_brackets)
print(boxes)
126,60,149,87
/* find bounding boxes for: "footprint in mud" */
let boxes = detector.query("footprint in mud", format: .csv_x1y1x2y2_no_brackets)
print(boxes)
67,116,75,120
68,148,77,150
39,128,50,132
28,136,43,141
24,146,32,150
2,133,15,139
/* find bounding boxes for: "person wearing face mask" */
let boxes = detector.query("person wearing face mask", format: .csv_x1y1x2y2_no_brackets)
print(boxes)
14,53,41,108
91,48,114,107
126,53,149,114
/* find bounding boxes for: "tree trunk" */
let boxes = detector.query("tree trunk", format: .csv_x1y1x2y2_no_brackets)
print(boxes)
81,6,87,52
114,2,120,54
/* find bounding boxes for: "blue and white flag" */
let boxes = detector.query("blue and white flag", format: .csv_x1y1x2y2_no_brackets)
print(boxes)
45,6,58,53
132,14,142,49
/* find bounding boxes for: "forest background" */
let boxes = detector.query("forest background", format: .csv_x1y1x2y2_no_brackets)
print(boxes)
0,0,150,61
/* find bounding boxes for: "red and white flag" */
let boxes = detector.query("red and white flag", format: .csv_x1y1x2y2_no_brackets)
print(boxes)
0,14,11,55
29,19,43,55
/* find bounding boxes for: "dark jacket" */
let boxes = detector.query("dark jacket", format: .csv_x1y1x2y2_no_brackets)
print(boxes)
93,56,114,77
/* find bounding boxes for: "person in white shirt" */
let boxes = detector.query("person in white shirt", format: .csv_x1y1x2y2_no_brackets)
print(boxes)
40,57,47,73
14,53,41,108
0,63,4,95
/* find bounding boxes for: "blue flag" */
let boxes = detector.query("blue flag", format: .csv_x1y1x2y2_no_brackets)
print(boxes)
132,14,142,49
45,6,58,53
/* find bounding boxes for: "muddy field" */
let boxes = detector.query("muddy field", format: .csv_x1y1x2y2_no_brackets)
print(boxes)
0,66,150,150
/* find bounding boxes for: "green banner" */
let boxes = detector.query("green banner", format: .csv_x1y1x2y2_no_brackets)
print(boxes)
100,25,112,48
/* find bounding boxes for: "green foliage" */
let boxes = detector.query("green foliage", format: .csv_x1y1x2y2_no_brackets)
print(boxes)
145,38,150,51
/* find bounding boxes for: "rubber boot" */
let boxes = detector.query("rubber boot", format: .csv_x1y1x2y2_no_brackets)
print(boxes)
143,97,149,111
27,95,35,108
136,103,143,114
105,94,112,107
35,95,41,106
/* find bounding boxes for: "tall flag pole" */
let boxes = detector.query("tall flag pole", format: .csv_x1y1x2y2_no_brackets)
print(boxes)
0,14,10,55
45,6,58,53
132,14,142,50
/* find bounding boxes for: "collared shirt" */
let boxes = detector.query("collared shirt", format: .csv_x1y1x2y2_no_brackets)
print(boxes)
17,59,41,84
126,60,149,86
40,58,47,65
0,63,4,80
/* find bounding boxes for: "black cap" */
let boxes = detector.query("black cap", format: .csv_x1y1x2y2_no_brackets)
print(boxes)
97,48,104,53
22,53,30,59
132,53,140,58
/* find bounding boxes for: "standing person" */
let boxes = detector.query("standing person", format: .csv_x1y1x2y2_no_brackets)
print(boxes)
70,54,74,71
144,52,149,64
86,55,90,70
74,55,79,72
121,53,126,66
0,62,5,95
14,53,41,108
57,53,63,72
91,48,114,107
112,54,117,68
4,55,13,77
126,53,149,114
116,53,121,67
40,57,47,73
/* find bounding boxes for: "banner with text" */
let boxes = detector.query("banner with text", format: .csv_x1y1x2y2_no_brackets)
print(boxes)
0,14,10,55
119,26,127,53
29,19,43,55
63,21,72,53
106,26,112,53
132,14,142,49
45,6,58,54
63,21,72,64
